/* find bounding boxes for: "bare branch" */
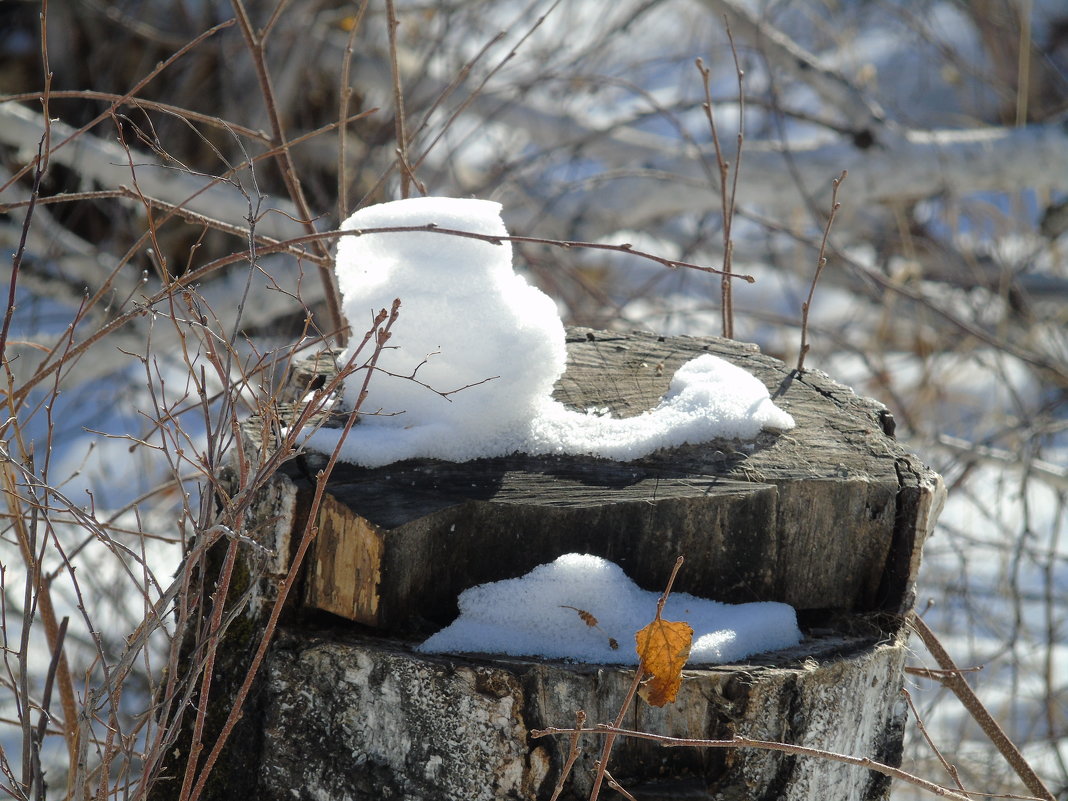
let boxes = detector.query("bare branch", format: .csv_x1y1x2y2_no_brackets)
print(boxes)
797,169,846,373
910,615,1057,801
694,0,888,136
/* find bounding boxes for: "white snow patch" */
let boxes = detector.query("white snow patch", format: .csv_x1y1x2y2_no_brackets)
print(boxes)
418,553,802,665
309,197,793,467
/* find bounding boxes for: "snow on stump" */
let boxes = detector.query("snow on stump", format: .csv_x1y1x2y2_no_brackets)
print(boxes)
213,326,944,801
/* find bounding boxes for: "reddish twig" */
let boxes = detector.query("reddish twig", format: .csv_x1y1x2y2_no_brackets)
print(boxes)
903,687,968,792
587,556,684,801
385,0,415,199
0,90,270,142
910,614,1056,801
905,665,984,678
0,83,51,370
229,0,346,342
183,302,401,801
696,29,745,340
604,768,638,801
5,218,752,415
546,710,586,801
176,529,242,801
0,20,236,196
328,225,754,279
337,0,371,221
356,0,564,207
532,724,993,801
796,169,846,373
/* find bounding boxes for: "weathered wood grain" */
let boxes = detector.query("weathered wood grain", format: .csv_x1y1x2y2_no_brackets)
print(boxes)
285,328,940,633
204,327,945,801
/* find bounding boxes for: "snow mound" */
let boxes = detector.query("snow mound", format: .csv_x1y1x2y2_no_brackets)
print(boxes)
309,197,793,467
418,553,802,664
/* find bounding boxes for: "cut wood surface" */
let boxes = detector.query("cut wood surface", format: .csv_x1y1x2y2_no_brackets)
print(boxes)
277,327,943,634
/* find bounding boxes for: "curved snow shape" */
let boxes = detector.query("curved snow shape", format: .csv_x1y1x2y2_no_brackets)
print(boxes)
309,197,794,467
417,553,802,664
528,353,794,461
332,196,566,430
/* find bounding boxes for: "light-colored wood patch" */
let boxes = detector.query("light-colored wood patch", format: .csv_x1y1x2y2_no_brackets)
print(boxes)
305,491,383,624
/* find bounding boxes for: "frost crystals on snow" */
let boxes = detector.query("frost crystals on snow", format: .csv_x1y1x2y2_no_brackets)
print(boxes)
309,196,794,467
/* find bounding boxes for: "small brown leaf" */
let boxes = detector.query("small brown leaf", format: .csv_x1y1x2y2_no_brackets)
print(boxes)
634,617,693,707
608,637,619,650
561,605,598,627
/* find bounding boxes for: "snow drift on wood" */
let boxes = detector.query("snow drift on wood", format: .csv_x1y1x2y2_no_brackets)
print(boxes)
418,553,802,664
309,197,794,467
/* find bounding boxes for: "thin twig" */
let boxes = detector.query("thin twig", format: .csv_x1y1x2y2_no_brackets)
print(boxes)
337,0,371,221
0,90,270,142
184,302,401,801
905,665,984,678
329,224,753,279
910,614,1056,801
604,768,638,801
260,0,293,42
229,0,345,342
697,29,745,340
34,616,67,766
546,710,586,801
4,22,83,753
0,20,236,195
737,202,1067,381
533,724,1002,801
385,0,414,199
696,56,734,338
1,105,50,371
175,533,241,801
360,0,564,204
653,556,685,619
587,556,684,801
1014,0,1032,127
903,687,968,792
587,628,646,801
5,219,752,410
796,169,846,373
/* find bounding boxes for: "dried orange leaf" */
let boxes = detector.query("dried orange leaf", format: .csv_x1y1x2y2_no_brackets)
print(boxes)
634,618,693,707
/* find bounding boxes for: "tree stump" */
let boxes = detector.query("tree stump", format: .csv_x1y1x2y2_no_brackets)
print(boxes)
213,328,944,801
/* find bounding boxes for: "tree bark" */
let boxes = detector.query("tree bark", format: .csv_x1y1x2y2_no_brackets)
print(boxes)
200,327,944,801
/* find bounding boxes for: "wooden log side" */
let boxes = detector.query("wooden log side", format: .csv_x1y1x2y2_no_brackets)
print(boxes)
257,626,909,801
304,491,384,625
281,328,942,633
